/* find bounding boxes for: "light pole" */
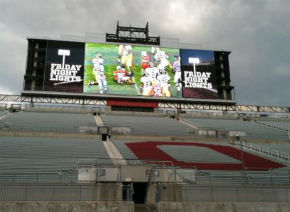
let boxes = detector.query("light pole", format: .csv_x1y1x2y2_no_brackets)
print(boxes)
188,57,200,76
58,49,70,68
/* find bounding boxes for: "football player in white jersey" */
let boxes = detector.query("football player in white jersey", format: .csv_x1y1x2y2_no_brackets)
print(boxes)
154,48,172,70
157,69,171,97
144,62,159,85
152,81,163,97
173,55,182,92
118,45,133,70
151,66,160,84
140,71,153,96
88,53,102,86
89,54,107,94
118,45,140,94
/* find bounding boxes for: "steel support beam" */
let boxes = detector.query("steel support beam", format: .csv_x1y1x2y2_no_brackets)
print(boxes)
0,94,289,113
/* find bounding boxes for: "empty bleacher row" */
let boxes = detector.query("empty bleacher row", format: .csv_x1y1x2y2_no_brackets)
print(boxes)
258,120,289,129
158,144,240,164
111,139,289,184
1,134,285,173
113,140,286,169
0,111,96,133
1,110,289,141
0,110,289,185
184,118,289,141
233,140,290,162
256,120,290,132
101,114,194,136
254,142,290,153
0,136,288,184
0,136,109,173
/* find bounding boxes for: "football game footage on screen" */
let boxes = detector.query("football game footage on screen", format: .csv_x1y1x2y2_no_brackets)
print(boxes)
44,41,218,99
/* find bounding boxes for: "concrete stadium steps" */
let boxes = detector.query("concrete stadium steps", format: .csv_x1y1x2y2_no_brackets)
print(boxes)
0,111,8,121
0,137,109,173
101,114,193,136
112,140,139,161
185,118,289,140
1,111,96,133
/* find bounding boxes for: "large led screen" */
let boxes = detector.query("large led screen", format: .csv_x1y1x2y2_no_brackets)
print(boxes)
42,41,219,99
84,44,182,98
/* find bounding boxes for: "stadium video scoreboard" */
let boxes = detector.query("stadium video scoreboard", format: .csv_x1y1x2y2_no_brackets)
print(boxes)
23,39,234,102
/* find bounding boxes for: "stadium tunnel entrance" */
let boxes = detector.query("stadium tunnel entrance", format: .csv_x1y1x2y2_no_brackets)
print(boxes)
123,182,147,204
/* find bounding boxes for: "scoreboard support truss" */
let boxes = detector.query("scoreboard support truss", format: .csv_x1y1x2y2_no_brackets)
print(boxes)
158,102,290,113
0,94,106,106
0,94,289,113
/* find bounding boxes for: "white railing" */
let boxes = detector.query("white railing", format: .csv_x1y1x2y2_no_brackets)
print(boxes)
255,120,290,132
234,140,289,161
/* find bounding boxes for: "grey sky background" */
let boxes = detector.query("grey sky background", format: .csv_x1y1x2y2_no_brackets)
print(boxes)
0,0,289,106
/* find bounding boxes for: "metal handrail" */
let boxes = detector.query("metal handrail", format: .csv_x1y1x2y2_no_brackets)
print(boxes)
234,140,290,161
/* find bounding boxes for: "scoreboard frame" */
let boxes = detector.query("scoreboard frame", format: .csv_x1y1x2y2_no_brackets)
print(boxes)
23,38,235,105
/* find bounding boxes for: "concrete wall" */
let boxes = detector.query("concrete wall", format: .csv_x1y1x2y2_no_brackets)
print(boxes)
0,201,134,212
158,183,183,202
155,184,290,212
0,183,123,201
157,201,289,212
160,184,290,202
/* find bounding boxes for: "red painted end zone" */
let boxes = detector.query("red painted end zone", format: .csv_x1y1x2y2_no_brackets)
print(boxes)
126,141,285,171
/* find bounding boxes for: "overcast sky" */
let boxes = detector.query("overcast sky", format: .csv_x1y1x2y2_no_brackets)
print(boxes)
0,0,289,106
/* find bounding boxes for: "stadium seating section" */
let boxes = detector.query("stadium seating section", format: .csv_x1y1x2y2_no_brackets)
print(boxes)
185,118,289,140
0,111,289,174
0,136,108,172
2,111,96,133
101,114,193,136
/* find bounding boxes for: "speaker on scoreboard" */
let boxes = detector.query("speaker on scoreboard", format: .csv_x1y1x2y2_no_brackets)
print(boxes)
214,51,234,100
24,39,47,91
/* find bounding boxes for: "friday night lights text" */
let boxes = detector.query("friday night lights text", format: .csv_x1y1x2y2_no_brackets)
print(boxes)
184,71,212,89
50,64,82,82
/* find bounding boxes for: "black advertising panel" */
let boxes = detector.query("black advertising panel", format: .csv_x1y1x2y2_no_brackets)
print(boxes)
44,41,85,92
180,49,218,99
